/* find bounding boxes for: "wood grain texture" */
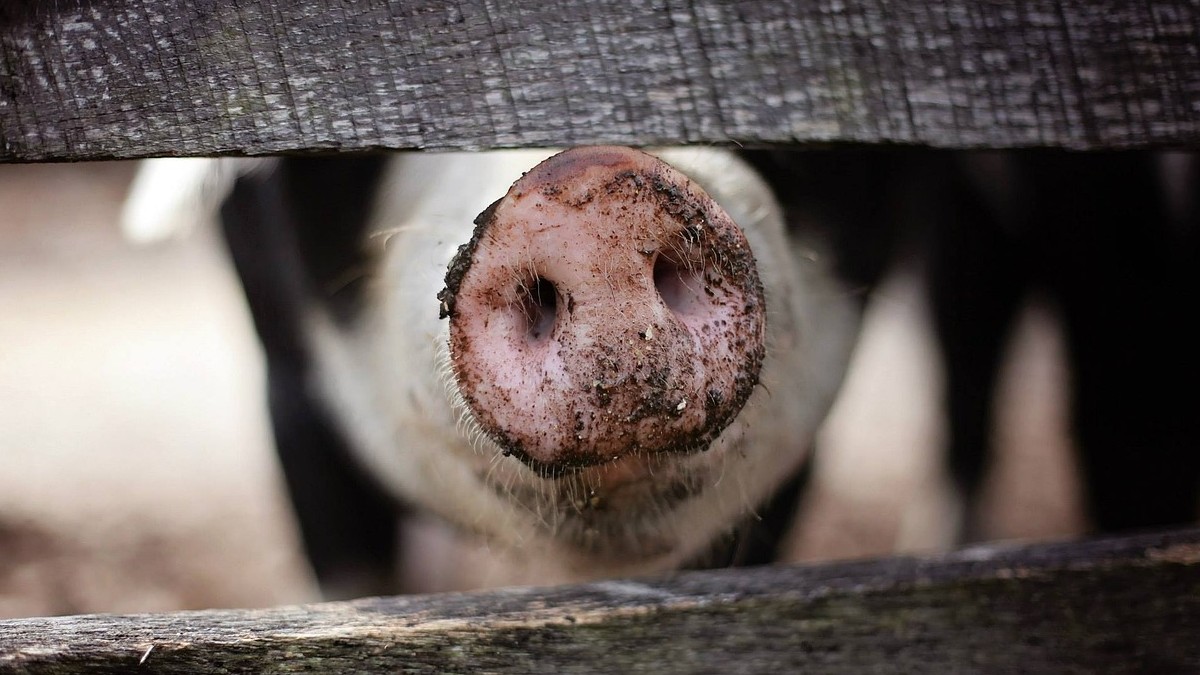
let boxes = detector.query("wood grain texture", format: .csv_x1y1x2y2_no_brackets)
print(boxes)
1,528,1198,673
2,0,1199,162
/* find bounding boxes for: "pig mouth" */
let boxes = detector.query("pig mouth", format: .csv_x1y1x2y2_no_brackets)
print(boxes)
492,432,721,480
481,443,721,560
463,411,723,502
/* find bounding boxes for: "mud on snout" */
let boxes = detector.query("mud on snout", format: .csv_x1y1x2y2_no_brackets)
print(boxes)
438,147,766,499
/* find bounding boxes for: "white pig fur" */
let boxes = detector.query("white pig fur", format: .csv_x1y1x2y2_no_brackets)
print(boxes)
125,148,861,586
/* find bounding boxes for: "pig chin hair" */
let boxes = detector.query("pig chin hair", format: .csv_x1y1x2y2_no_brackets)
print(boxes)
433,336,734,561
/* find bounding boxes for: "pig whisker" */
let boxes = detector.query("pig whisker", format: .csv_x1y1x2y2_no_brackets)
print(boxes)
730,464,753,517
536,491,559,532
322,264,373,300
367,223,421,245
435,342,498,463
601,257,617,303
709,444,731,489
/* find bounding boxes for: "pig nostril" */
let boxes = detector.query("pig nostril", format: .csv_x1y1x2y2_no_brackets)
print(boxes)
518,276,558,341
653,251,707,316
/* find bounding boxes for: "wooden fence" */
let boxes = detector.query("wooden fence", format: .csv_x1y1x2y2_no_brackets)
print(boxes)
3,0,1200,161
1,529,1198,673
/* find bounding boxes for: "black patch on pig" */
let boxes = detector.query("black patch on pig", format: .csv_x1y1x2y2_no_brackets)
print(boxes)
742,147,1200,542
219,158,404,598
277,156,389,324
736,148,907,298
925,149,1200,538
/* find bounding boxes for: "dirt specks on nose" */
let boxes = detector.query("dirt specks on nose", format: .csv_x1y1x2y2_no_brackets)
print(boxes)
440,147,766,475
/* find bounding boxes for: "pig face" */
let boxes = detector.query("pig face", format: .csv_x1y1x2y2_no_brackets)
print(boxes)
304,147,860,578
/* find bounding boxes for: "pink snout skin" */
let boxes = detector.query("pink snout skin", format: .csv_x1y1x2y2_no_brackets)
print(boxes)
439,147,766,475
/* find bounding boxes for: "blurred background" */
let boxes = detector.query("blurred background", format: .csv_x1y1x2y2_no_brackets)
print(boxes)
0,159,1084,619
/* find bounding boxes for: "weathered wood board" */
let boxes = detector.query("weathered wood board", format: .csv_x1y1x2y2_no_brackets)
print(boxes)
3,0,1200,162
1,528,1198,673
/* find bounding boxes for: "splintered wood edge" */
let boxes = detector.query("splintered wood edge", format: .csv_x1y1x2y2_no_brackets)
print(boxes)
2,0,1200,162
1,528,1198,673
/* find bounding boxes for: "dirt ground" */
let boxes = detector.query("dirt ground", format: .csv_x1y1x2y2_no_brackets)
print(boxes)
0,161,1086,619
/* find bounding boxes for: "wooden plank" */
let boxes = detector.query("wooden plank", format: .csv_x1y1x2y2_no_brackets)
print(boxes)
1,528,1198,673
2,0,1199,162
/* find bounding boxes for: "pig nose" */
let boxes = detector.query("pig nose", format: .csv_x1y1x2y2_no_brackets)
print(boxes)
439,147,766,475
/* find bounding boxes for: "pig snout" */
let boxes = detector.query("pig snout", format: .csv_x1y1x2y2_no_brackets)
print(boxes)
438,146,767,474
